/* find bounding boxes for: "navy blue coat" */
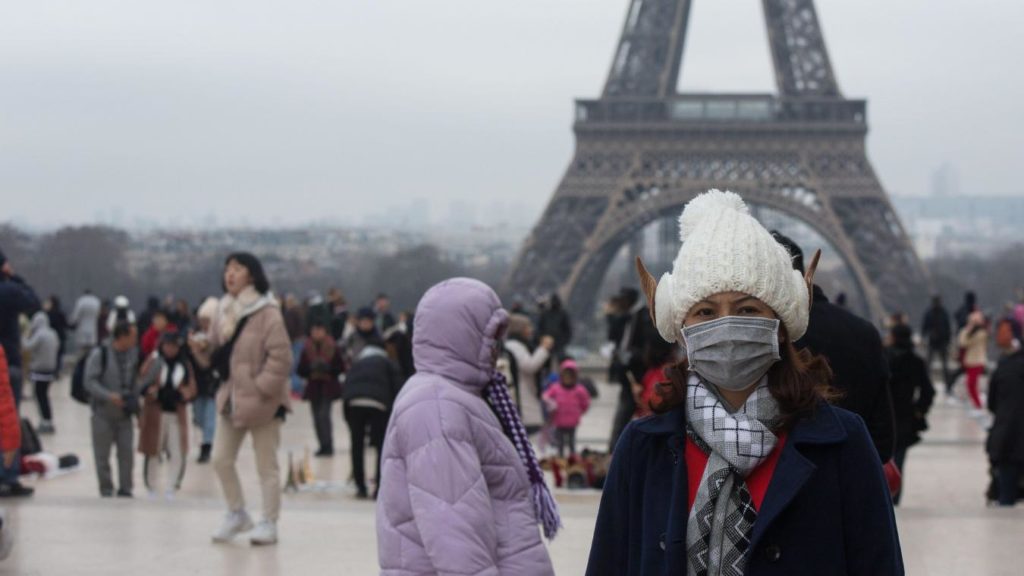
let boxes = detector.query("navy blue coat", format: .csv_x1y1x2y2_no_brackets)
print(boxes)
0,275,41,368
586,402,903,575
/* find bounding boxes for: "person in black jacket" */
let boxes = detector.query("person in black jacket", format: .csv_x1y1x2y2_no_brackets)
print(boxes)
0,249,42,410
298,321,346,457
604,292,630,375
607,288,658,452
342,339,403,499
920,295,952,389
774,232,896,462
886,324,935,505
536,293,573,361
44,296,70,373
373,293,397,336
987,340,1024,506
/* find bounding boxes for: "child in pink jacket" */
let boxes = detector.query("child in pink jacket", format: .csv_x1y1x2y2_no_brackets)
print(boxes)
543,359,591,457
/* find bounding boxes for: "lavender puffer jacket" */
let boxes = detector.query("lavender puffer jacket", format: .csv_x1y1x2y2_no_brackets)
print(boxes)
377,278,554,576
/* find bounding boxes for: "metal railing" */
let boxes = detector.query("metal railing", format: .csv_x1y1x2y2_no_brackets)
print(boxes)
575,94,866,125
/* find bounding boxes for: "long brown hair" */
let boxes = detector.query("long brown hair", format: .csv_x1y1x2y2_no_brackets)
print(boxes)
650,330,837,430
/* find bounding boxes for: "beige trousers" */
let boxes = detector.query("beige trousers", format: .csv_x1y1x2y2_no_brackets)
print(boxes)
212,414,282,522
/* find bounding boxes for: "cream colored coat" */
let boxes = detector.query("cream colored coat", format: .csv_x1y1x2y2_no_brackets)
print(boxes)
211,302,292,429
959,326,989,368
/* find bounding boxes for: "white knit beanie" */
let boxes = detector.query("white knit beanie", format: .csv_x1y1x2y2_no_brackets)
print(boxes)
653,190,809,343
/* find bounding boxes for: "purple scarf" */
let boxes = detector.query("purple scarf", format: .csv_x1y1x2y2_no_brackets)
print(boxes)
485,371,561,539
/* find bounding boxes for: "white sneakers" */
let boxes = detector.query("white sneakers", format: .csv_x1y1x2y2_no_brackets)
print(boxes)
211,510,255,543
211,511,277,545
248,520,278,546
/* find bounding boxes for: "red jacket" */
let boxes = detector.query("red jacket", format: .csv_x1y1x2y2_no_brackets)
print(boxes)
141,323,178,358
0,348,22,453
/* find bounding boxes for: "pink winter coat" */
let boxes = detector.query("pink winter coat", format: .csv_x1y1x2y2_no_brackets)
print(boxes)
543,383,591,429
376,278,554,576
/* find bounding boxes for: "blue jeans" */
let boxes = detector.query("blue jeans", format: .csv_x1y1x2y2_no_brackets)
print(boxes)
1,366,22,483
192,396,217,446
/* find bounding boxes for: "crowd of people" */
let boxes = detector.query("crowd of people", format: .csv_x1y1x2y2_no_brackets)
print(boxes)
914,290,1024,505
0,244,585,548
3,187,1024,572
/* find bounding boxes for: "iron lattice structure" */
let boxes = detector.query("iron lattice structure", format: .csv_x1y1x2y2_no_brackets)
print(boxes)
505,0,930,323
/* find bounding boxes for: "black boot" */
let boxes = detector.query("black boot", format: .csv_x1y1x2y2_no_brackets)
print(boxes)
0,483,34,498
197,443,212,464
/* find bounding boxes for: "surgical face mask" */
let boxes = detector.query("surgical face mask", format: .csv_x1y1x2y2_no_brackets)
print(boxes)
680,316,782,392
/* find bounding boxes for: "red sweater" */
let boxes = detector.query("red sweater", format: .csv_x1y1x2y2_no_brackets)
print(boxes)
141,323,178,358
686,432,788,512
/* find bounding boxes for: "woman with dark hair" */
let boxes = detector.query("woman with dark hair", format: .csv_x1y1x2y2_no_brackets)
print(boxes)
208,252,292,546
384,327,415,384
586,191,903,576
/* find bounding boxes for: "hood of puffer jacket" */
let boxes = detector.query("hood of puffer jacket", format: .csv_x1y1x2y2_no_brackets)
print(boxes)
412,278,508,391
30,311,50,333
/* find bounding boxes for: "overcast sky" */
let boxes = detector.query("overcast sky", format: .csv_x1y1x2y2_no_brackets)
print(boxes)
1,0,1021,229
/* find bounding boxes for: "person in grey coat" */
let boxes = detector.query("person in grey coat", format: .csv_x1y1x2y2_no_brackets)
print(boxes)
86,322,141,498
70,290,102,355
21,312,60,434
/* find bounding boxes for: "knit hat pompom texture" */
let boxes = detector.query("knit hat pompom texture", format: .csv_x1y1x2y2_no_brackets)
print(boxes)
654,190,809,343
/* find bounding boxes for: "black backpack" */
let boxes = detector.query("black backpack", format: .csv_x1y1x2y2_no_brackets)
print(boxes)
71,347,107,404
20,418,42,455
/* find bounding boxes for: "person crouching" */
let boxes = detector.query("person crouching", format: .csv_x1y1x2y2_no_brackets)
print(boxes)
138,330,197,499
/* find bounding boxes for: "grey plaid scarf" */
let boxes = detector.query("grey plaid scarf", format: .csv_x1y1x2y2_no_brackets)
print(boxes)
685,374,781,576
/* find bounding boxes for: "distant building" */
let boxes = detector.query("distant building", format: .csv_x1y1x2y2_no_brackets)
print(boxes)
892,193,1024,259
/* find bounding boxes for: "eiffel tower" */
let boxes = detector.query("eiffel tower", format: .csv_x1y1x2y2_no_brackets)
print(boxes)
505,0,930,323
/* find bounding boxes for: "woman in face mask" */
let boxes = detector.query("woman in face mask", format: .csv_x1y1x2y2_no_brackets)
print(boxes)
586,191,903,576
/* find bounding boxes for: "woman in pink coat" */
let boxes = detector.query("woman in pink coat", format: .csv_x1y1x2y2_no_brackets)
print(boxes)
376,278,559,575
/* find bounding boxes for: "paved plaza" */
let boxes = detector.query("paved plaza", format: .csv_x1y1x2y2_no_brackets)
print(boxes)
2,371,1022,575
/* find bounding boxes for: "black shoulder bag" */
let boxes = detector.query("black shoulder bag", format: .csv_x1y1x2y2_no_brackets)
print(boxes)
210,315,252,383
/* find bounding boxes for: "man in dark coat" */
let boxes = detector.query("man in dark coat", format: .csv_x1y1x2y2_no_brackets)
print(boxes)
920,295,952,390
955,291,977,331
987,342,1024,506
536,294,573,361
373,293,396,335
136,296,161,338
342,339,403,499
0,249,41,408
773,233,895,462
886,324,935,505
607,288,658,452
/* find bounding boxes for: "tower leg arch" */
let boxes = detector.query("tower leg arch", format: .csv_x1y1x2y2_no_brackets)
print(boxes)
562,185,885,326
